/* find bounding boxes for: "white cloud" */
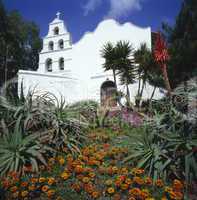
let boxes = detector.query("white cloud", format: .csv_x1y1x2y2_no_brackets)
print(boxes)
83,0,145,19
83,0,102,16
106,0,144,19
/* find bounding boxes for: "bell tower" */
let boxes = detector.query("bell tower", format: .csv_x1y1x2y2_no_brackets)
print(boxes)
37,12,72,73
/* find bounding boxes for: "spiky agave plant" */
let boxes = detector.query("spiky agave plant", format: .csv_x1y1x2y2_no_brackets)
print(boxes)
0,117,53,177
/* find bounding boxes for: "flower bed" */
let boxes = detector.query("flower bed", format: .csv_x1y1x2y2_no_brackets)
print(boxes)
1,133,184,200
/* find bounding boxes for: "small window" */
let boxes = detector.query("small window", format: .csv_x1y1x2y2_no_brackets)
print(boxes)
46,58,52,72
54,27,59,35
59,58,64,70
58,39,64,49
48,41,54,51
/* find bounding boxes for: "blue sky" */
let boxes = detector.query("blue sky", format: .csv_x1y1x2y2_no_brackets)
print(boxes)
3,0,182,43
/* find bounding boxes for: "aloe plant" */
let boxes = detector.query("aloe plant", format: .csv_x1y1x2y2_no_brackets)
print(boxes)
0,118,53,176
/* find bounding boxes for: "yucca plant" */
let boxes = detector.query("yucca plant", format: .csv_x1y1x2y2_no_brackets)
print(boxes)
123,125,172,181
0,117,53,176
43,94,87,155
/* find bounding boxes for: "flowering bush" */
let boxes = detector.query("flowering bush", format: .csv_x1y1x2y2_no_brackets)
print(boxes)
1,130,185,199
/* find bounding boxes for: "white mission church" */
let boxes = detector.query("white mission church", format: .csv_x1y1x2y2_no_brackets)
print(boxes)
18,12,162,105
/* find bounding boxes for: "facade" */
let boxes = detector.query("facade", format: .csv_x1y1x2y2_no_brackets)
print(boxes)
18,13,162,105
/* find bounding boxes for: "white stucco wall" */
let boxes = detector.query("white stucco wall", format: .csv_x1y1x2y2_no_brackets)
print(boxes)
18,17,163,104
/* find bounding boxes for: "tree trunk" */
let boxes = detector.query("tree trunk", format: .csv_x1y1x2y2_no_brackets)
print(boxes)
126,83,130,102
150,86,156,101
162,64,171,97
140,78,146,99
112,69,117,88
137,73,141,97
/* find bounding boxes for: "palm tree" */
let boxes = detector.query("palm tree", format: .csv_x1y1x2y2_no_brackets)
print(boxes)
116,41,136,101
101,42,118,88
134,43,152,106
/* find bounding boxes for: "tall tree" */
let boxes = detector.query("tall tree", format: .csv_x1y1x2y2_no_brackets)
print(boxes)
116,41,135,101
134,43,153,106
101,42,118,88
0,1,42,89
162,0,197,88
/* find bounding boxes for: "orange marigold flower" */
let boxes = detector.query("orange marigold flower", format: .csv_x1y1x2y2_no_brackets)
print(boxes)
84,183,94,194
135,169,144,175
169,191,183,200
91,191,100,199
129,188,141,196
128,197,136,200
107,187,115,194
41,185,49,192
74,165,84,173
71,183,81,192
28,185,36,191
31,178,38,183
21,182,28,187
39,177,46,183
48,177,55,185
125,178,132,185
76,174,84,180
47,189,55,198
156,179,164,187
120,167,128,175
82,177,90,183
120,183,129,190
141,189,150,199
113,193,121,200
145,177,152,185
21,190,28,197
133,176,144,185
10,186,18,193
173,179,183,191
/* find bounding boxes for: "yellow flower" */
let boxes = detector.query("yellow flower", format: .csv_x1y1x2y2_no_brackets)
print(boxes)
21,190,28,197
145,198,155,200
41,185,49,192
91,191,100,199
82,177,90,183
105,179,113,186
39,177,46,183
48,177,55,185
165,186,173,193
28,185,36,191
89,172,96,178
107,187,115,194
61,172,70,180
59,157,65,165
47,189,55,198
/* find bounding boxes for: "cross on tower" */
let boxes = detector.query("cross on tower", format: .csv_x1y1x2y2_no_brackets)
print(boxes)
56,11,61,19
